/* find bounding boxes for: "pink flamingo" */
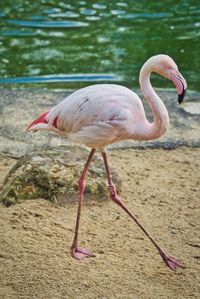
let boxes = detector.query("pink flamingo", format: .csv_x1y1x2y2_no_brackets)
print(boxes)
27,55,187,270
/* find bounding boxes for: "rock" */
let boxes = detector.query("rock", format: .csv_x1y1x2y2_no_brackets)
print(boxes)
1,145,122,206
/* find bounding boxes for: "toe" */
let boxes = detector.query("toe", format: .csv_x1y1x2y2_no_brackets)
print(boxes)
71,247,95,260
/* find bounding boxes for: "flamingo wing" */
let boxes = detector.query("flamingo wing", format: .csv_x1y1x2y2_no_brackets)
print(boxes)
28,84,147,147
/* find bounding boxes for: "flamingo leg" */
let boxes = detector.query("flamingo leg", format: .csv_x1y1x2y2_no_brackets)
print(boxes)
101,150,182,271
71,148,96,260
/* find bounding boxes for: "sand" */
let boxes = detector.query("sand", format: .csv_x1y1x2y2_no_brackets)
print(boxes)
0,147,199,299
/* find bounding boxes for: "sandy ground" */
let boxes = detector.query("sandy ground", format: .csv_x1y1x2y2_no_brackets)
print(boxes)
0,147,199,299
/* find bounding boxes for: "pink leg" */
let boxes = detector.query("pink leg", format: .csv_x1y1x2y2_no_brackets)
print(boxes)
71,148,96,260
102,151,182,271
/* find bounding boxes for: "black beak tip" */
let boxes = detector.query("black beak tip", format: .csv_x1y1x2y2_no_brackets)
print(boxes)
178,89,186,104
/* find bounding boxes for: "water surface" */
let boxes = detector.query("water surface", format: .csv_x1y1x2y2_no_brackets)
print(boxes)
0,0,199,90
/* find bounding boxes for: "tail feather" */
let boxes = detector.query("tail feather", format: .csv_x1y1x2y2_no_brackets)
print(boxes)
26,111,49,132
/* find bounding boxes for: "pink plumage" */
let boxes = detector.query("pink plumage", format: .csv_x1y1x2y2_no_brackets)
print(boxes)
27,55,187,270
27,111,49,130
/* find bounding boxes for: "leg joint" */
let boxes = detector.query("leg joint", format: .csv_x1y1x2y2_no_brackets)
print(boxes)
108,184,117,199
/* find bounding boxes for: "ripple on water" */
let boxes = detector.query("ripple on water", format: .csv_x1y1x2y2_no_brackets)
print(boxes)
43,8,62,14
22,48,64,61
7,19,89,28
92,4,107,10
79,8,97,16
0,74,122,84
0,11,6,17
28,15,48,20
111,10,126,16
48,12,80,18
118,12,173,19
177,31,200,40
85,16,101,21
1,28,36,37
116,2,128,7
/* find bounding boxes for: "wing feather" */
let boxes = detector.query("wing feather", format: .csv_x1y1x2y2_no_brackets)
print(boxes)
47,84,143,131
43,84,146,147
68,121,119,148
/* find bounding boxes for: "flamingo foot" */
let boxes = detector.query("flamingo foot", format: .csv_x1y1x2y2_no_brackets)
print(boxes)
160,251,183,271
71,246,95,260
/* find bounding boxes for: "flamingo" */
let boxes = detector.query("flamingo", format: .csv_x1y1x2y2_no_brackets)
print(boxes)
27,54,187,270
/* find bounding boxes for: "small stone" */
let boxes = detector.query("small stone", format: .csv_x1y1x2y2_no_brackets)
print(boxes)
4,197,16,207
57,178,67,187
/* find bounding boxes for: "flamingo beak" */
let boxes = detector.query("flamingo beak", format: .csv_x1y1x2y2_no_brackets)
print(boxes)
178,87,186,104
170,69,187,104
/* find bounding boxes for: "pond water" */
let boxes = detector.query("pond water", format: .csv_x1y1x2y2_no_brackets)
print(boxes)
0,0,199,91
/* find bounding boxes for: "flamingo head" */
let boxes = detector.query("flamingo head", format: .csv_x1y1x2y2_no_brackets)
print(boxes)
149,54,187,103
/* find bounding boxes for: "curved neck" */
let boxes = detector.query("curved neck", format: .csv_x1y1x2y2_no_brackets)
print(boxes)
138,63,169,140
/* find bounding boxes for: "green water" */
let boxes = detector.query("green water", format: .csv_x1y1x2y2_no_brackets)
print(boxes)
0,0,199,91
